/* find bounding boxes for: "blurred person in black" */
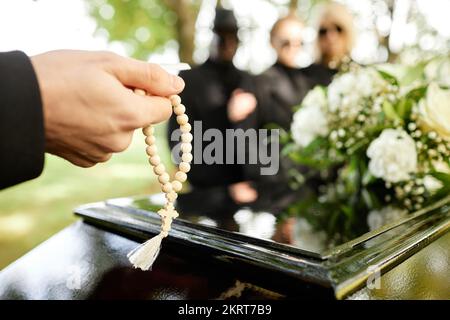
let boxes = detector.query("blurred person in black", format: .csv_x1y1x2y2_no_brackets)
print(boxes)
302,2,356,87
168,9,256,219
271,3,356,242
227,14,312,213
238,14,310,130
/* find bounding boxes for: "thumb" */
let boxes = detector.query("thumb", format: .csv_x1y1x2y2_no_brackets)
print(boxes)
109,55,185,96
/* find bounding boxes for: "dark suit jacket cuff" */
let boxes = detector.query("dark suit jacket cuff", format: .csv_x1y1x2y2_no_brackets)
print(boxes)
0,51,45,189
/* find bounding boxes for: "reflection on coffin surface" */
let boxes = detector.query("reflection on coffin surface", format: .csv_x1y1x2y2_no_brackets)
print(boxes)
0,189,449,300
83,191,450,299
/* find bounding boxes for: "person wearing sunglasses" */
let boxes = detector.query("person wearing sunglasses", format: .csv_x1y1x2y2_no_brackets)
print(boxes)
302,2,355,87
227,14,312,213
229,14,309,129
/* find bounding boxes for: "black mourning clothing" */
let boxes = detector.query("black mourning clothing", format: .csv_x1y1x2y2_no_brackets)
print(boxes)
244,62,312,131
169,59,253,188
234,63,313,213
301,62,339,88
0,51,45,190
168,59,254,214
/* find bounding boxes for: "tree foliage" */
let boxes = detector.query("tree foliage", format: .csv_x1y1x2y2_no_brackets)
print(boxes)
87,0,201,63
87,0,449,66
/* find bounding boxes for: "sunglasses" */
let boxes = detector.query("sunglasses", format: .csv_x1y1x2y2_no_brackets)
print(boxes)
277,39,303,49
319,24,344,37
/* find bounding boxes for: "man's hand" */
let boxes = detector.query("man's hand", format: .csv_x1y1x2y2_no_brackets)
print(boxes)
31,50,185,168
227,89,257,123
229,181,258,204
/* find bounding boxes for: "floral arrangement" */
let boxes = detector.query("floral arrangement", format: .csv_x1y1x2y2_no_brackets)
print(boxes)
285,56,450,244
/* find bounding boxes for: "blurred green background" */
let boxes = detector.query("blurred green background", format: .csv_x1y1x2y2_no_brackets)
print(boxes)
0,126,172,269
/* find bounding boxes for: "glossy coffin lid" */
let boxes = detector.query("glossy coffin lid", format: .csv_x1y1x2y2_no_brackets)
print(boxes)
74,194,450,299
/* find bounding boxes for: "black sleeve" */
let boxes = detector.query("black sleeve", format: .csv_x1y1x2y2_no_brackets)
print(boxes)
238,71,256,94
0,51,45,190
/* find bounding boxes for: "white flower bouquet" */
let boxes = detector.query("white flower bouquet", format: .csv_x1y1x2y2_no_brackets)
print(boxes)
285,57,450,243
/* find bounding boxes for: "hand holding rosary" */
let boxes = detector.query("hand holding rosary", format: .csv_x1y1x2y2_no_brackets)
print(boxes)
127,65,192,271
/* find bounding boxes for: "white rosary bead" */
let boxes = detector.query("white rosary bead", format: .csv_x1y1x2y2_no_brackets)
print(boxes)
153,163,166,176
149,155,161,166
166,191,178,202
181,132,193,143
181,153,193,163
174,104,186,116
142,126,154,136
162,182,173,193
179,162,191,173
177,114,189,125
135,89,146,96
172,180,182,192
180,142,192,153
175,171,187,183
180,123,192,133
166,202,175,210
146,145,158,157
170,95,181,106
145,135,156,145
128,92,192,271
139,94,191,240
158,172,170,185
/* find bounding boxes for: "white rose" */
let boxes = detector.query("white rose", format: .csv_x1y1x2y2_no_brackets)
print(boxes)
419,82,450,140
291,102,329,147
302,86,327,109
367,129,418,183
425,57,450,87
367,206,407,231
358,68,385,96
327,73,356,112
327,68,386,118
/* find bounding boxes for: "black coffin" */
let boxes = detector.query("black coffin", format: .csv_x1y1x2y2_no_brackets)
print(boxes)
0,193,449,300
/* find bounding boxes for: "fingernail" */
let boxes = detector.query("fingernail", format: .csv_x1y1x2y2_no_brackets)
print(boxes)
172,75,185,91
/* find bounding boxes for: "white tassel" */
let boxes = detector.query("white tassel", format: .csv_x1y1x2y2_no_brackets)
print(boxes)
127,233,164,271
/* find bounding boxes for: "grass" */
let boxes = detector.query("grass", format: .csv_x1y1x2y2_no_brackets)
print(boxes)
0,125,173,270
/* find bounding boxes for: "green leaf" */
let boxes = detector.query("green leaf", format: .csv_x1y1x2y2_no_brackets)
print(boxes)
382,100,402,122
395,98,413,119
378,70,399,86
346,137,370,155
405,86,427,102
428,171,450,201
340,205,353,220
328,210,341,234
430,171,450,184
281,142,299,157
400,61,427,86
362,171,376,186
361,188,382,210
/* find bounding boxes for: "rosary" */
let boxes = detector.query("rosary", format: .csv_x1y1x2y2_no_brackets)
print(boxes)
127,86,192,271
